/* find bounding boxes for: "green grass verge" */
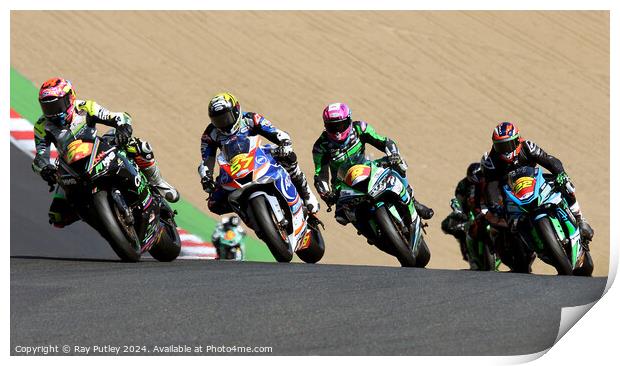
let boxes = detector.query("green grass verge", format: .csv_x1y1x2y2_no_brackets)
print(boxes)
10,66,274,262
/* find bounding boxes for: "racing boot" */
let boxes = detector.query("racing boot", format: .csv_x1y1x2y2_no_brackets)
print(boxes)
414,200,434,220
287,162,320,214
129,138,179,203
142,163,180,203
570,202,594,243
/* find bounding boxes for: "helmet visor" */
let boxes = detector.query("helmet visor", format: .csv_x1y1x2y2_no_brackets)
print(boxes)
40,94,71,117
493,138,520,154
325,118,351,134
210,110,238,132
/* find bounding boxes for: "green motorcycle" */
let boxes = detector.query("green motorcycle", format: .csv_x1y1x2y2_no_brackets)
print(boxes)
332,155,430,267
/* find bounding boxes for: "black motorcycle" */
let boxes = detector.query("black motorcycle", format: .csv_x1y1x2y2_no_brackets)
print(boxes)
53,135,181,262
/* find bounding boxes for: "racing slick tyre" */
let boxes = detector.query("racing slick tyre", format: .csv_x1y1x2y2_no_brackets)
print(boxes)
414,237,431,268
249,195,293,263
573,250,594,277
480,244,496,271
93,190,141,262
149,216,181,262
375,206,416,267
537,217,573,275
296,227,325,264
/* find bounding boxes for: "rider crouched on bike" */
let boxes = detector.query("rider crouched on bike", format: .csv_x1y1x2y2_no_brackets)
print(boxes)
211,215,246,260
442,162,488,267
198,92,320,215
33,77,179,227
312,102,434,226
481,121,594,243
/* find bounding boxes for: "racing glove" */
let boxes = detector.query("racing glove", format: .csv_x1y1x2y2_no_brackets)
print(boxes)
321,191,339,206
273,140,294,158
40,164,57,191
555,171,576,196
387,153,402,166
115,123,133,147
201,175,216,193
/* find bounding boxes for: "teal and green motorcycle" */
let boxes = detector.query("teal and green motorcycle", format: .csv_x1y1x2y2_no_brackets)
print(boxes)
333,156,431,267
502,166,593,276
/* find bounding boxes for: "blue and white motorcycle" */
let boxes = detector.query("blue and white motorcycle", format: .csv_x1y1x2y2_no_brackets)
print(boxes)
502,166,593,276
216,135,325,263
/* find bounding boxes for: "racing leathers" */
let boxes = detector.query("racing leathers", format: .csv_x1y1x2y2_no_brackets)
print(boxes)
33,99,179,227
442,176,483,261
442,174,493,269
312,120,434,225
481,139,593,242
199,111,320,214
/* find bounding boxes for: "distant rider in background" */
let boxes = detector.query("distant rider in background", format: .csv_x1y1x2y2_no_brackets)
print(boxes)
211,215,246,260
481,121,594,244
442,162,485,264
311,102,434,226
33,77,179,227
198,92,319,215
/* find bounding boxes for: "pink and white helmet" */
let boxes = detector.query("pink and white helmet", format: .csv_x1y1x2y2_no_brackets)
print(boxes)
322,102,352,143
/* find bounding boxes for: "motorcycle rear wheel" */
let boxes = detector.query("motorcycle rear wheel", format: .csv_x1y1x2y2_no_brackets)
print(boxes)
249,195,293,263
93,190,141,262
149,215,181,262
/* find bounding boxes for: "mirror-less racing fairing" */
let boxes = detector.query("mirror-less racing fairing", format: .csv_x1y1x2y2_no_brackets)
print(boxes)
502,166,593,276
55,134,181,262
216,135,325,263
335,155,430,267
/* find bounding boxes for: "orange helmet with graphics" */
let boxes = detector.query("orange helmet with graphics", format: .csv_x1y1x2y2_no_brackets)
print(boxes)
208,92,242,135
492,121,522,163
38,77,76,124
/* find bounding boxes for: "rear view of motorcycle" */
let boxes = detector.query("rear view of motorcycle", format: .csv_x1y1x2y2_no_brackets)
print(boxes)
55,135,181,262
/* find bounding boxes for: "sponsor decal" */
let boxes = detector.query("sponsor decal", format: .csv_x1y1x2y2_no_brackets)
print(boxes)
224,230,236,241
230,153,254,176
65,140,93,164
345,165,371,187
296,230,312,251
512,176,535,200
93,151,116,174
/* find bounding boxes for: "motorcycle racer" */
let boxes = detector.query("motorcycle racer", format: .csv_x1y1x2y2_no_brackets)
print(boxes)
441,162,485,263
198,92,320,215
33,77,179,227
211,215,246,260
312,102,434,225
481,121,594,243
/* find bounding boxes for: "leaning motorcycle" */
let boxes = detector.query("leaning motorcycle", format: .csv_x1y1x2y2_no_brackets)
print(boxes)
54,135,181,262
214,135,325,263
502,166,593,276
213,226,245,261
332,155,430,267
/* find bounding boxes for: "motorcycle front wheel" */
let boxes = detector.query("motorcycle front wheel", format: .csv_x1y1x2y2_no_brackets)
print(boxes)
537,217,573,275
249,195,293,263
375,206,416,267
93,190,141,262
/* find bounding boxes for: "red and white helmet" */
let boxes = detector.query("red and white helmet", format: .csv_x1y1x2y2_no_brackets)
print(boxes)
492,121,523,163
322,102,352,143
38,77,76,123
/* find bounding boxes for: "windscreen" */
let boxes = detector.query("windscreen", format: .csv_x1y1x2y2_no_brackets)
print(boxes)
336,154,370,182
507,166,536,190
222,136,251,161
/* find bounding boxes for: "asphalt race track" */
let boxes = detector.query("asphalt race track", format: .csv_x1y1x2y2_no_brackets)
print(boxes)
11,145,607,355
